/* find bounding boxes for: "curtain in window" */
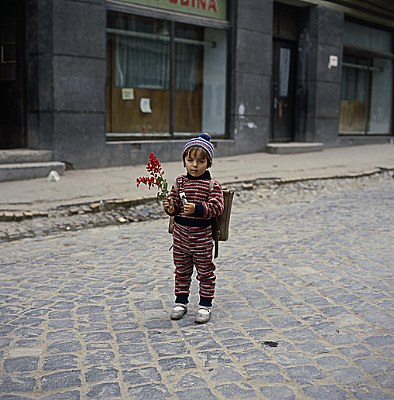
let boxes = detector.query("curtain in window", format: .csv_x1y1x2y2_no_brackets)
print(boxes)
175,42,199,91
113,16,200,91
341,56,370,102
115,19,170,89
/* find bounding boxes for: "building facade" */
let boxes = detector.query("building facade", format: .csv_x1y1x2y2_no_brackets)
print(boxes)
1,0,393,169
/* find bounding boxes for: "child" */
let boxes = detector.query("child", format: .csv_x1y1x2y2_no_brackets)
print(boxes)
163,134,224,324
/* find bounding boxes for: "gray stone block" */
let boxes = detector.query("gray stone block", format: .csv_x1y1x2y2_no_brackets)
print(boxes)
0,162,65,182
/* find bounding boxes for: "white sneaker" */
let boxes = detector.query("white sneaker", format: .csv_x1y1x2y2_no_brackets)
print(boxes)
195,306,211,324
170,303,187,320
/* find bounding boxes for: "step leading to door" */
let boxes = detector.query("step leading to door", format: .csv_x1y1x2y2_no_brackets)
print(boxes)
0,161,66,182
0,149,53,164
266,142,323,155
0,150,65,182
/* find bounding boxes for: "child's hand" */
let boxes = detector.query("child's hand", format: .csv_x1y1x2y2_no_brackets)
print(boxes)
183,202,195,215
163,198,174,214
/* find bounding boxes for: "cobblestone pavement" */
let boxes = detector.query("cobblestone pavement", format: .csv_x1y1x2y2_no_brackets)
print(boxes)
1,178,393,399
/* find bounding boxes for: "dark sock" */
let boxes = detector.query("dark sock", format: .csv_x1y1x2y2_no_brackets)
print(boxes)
199,297,213,307
175,294,189,304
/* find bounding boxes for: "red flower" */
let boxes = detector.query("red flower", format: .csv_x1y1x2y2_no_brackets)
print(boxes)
136,153,169,200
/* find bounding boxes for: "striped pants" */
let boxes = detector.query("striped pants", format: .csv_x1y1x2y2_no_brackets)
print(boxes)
173,223,216,299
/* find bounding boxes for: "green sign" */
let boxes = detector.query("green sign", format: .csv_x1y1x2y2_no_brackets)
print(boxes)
119,0,227,21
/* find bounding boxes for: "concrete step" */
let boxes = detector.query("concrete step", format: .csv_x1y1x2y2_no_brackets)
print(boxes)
0,149,53,164
0,161,66,182
266,142,323,154
0,150,65,182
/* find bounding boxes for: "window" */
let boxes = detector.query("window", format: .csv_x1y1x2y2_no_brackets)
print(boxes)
106,12,227,138
0,21,16,81
339,22,393,135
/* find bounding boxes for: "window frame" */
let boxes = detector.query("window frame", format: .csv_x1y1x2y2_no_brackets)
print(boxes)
339,43,394,135
105,3,230,141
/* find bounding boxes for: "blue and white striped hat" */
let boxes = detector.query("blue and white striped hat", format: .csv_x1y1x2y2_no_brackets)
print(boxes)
182,133,214,161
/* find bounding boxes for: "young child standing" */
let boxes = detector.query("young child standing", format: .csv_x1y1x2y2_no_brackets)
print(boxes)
163,134,224,324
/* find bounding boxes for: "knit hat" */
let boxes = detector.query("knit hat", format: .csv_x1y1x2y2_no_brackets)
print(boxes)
182,133,214,161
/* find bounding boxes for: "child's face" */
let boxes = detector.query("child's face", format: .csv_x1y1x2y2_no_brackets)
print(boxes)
184,148,208,178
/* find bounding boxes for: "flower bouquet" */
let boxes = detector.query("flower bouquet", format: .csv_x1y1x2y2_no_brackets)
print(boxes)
136,152,169,200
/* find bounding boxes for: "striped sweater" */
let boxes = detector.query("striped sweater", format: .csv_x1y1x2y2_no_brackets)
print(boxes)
169,171,224,226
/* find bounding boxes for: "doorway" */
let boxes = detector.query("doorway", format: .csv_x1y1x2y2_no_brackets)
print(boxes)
0,0,26,149
272,39,297,142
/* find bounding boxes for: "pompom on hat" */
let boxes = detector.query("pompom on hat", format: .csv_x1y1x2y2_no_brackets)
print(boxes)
182,133,214,161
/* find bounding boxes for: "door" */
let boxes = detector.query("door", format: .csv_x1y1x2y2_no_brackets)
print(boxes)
272,40,297,142
0,0,25,148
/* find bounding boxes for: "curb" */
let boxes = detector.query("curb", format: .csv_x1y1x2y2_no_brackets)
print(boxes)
0,167,393,223
222,167,393,187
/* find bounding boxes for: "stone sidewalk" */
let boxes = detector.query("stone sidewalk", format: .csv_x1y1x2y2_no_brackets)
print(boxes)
0,178,393,399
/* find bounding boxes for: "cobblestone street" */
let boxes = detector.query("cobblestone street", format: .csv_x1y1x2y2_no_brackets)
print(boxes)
1,179,393,399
